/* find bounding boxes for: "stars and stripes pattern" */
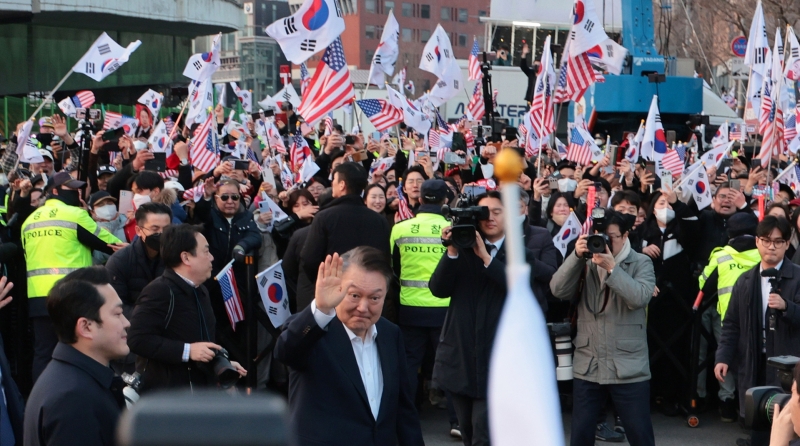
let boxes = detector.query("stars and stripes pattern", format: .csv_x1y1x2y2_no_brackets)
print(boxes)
661,147,686,177
554,50,604,103
182,183,205,202
356,99,403,131
468,37,482,81
324,114,334,136
395,180,415,223
297,38,355,125
217,262,245,330
72,90,95,109
759,106,785,167
103,111,122,130
267,124,287,155
428,128,440,149
580,217,593,236
299,63,311,95
467,83,485,121
190,113,220,173
729,123,742,141
785,113,797,143
759,77,774,136
567,126,592,165
290,131,312,172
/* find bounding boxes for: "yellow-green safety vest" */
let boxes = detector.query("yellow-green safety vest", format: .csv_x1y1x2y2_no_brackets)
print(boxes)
22,198,122,298
698,245,760,320
0,189,8,227
390,213,451,308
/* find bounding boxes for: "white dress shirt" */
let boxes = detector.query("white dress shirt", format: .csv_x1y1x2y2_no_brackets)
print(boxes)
760,261,783,352
311,300,384,420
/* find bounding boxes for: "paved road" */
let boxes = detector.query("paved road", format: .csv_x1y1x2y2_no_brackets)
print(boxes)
419,402,745,445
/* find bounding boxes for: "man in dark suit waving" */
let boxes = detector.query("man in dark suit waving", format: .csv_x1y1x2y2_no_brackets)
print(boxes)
274,247,424,446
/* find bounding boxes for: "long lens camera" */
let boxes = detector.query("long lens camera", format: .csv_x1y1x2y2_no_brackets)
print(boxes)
744,355,799,431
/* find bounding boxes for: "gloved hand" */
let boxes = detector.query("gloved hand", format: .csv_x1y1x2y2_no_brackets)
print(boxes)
232,245,246,262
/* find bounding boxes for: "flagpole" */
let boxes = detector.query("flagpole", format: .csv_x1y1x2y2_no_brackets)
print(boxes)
773,160,798,183
674,161,707,190
168,100,189,140
29,69,74,120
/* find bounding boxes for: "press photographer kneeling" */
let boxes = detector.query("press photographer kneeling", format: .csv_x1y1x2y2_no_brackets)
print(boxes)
550,209,656,446
744,356,800,445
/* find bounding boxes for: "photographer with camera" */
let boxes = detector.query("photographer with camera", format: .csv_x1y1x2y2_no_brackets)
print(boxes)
128,224,246,394
715,216,800,446
550,209,656,446
766,361,800,446
430,191,545,445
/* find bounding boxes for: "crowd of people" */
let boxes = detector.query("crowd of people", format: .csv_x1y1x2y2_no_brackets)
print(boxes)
0,99,799,446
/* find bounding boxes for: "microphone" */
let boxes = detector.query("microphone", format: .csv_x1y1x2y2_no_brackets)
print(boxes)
761,267,782,331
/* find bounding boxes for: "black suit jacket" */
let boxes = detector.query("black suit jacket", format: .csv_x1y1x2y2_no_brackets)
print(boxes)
128,269,217,393
274,306,424,446
24,343,123,446
0,334,23,444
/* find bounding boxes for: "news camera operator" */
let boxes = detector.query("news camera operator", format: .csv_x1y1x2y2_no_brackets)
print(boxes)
429,191,545,445
715,216,800,446
767,362,800,446
550,209,656,446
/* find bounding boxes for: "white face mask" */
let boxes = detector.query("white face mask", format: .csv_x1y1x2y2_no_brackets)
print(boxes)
0,173,8,187
132,193,151,208
655,208,675,224
95,204,117,221
558,178,577,193
133,140,148,151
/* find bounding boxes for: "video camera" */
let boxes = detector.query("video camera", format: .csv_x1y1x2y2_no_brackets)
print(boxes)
744,355,799,431
441,191,489,249
584,208,610,258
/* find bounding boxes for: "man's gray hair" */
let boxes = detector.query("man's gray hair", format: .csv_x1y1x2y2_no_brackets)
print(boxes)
341,246,393,286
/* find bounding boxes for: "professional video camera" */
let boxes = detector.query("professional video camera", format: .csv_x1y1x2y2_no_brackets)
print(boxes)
584,207,610,258
441,192,489,249
744,355,799,431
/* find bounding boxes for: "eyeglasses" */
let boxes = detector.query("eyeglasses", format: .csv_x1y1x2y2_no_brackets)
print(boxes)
406,179,424,185
216,194,241,202
758,237,787,248
607,233,623,240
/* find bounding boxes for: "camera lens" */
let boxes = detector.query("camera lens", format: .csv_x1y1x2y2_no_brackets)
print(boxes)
744,386,792,431
451,225,477,249
586,234,608,254
207,348,240,389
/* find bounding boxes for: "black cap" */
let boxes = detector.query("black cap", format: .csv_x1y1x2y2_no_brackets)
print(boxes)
88,191,116,209
420,179,448,204
727,213,759,239
555,160,577,172
97,165,117,177
48,171,85,191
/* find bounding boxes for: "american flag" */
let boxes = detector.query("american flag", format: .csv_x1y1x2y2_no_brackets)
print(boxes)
216,261,245,330
785,113,797,142
529,45,555,137
267,124,287,154
555,138,568,157
299,63,311,96
182,183,205,202
468,37,482,81
729,123,742,141
323,114,334,136
759,78,774,136
190,113,220,173
103,111,122,130
661,147,685,176
567,126,592,165
72,90,95,109
297,38,355,125
580,217,593,236
519,124,528,149
554,50,604,103
467,83,485,121
159,169,180,179
290,131,311,172
428,128,440,149
356,99,403,131
246,147,260,165
395,180,415,223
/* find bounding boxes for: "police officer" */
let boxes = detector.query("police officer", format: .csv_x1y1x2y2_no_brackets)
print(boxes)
390,179,459,437
697,213,760,422
22,172,125,382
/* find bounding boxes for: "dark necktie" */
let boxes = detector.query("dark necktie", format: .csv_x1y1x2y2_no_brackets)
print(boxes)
485,243,496,257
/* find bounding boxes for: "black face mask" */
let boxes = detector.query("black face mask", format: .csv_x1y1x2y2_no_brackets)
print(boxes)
57,189,81,207
144,232,162,251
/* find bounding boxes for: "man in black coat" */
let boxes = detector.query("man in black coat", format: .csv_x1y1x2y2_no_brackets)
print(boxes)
195,178,261,360
430,191,545,446
519,190,561,304
24,267,129,446
300,163,391,284
685,182,752,270
715,217,800,446
0,278,23,445
274,248,424,446
128,224,246,393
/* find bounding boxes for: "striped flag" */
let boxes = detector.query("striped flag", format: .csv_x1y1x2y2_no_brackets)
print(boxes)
784,113,797,143
72,90,95,109
190,113,220,173
182,184,205,202
297,38,355,125
356,99,403,131
290,131,312,172
428,128,440,150
730,123,743,141
467,83,485,121
395,180,415,223
529,36,556,137
554,42,604,103
567,126,592,165
103,111,122,130
266,122,287,154
661,149,685,177
468,37,482,81
215,260,245,330
580,216,593,236
300,63,311,95
324,114,334,136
